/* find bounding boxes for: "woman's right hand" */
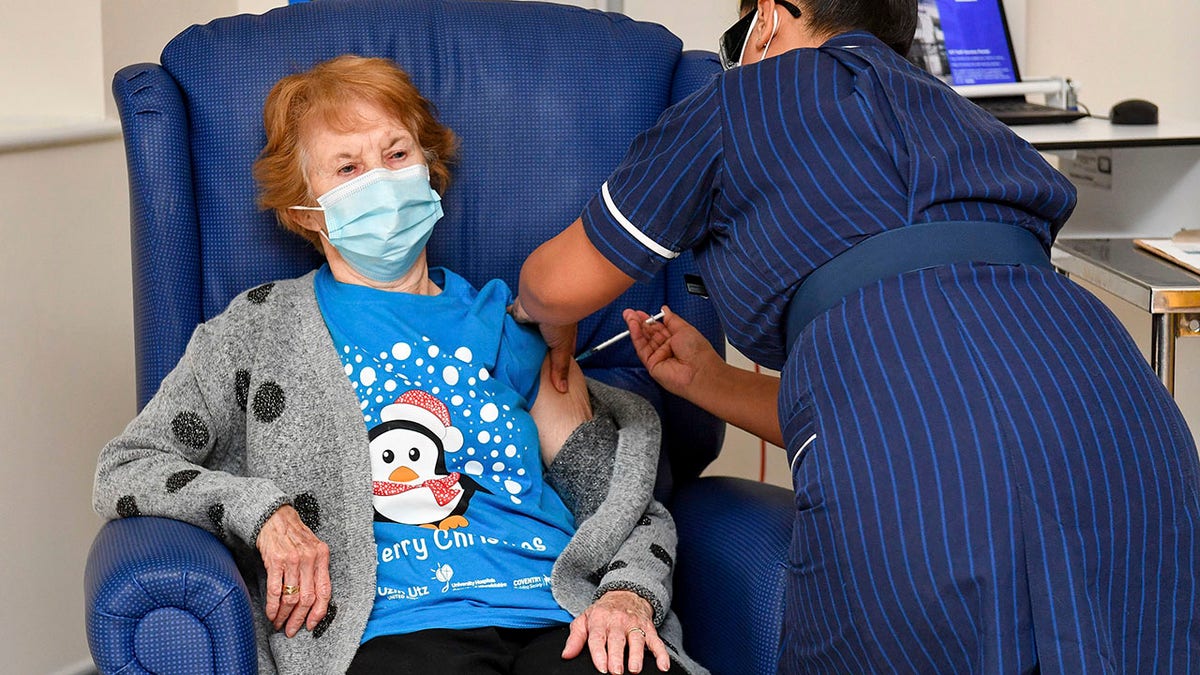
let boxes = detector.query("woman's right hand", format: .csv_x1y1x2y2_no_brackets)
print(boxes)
624,305,724,399
256,504,332,637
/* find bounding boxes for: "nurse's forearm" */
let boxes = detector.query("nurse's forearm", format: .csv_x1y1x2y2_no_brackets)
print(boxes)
518,219,635,324
691,362,784,448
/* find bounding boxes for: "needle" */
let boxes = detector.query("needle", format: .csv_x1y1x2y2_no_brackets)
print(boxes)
575,310,666,362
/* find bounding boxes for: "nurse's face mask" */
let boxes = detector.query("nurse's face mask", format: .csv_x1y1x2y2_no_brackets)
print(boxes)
718,0,803,70
291,165,443,282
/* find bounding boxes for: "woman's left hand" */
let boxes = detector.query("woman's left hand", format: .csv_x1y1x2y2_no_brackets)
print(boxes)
562,590,670,674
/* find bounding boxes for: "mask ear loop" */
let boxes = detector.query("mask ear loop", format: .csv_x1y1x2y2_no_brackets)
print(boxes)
287,205,329,239
762,8,780,58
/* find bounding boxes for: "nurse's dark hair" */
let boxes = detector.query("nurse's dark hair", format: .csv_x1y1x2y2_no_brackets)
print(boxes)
738,0,918,55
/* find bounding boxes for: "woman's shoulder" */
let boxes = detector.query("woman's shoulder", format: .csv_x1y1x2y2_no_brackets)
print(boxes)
201,271,319,336
434,267,516,308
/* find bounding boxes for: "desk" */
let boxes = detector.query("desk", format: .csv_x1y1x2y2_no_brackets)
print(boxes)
1014,118,1200,151
1011,118,1200,240
1052,238,1200,393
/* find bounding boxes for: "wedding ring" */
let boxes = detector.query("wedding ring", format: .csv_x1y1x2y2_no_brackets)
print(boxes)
627,627,647,638
282,584,300,596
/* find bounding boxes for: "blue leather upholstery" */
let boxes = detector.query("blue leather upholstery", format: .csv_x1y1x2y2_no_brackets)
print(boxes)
88,1,793,672
673,477,795,674
85,517,257,674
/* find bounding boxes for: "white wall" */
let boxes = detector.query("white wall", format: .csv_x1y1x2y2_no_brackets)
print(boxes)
0,139,132,675
1025,0,1200,119
1,3,287,672
2,1,1198,672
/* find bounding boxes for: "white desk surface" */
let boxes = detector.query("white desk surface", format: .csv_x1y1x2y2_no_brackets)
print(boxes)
1013,117,1200,151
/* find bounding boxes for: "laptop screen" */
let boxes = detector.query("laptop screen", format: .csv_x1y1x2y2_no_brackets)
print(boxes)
908,0,1022,86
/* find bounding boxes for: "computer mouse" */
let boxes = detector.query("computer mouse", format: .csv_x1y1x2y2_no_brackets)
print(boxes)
1109,98,1159,125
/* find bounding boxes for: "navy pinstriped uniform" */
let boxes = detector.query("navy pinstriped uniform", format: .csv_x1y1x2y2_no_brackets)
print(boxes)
580,31,1200,674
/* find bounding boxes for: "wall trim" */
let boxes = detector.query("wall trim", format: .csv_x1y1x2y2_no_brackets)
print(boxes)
48,658,97,675
0,117,121,154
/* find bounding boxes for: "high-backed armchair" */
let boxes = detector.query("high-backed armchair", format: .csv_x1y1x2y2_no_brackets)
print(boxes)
85,1,794,673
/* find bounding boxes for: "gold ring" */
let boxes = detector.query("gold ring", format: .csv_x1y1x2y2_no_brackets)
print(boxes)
282,584,300,596
627,627,646,638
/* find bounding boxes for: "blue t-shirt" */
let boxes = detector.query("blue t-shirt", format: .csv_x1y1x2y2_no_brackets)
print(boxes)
313,265,576,641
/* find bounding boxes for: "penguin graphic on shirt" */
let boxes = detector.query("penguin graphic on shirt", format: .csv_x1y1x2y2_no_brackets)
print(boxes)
368,389,490,530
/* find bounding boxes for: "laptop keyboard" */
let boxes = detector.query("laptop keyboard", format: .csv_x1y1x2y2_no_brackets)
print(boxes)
980,100,1062,114
973,98,1088,125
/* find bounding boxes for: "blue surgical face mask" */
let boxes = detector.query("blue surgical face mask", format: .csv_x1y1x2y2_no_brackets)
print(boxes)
292,165,443,282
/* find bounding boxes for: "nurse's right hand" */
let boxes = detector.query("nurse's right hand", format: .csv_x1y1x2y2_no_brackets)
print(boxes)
623,306,723,400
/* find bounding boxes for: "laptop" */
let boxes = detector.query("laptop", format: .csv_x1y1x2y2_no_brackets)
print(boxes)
907,0,1087,125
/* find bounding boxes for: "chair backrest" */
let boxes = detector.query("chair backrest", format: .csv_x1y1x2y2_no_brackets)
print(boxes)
113,0,725,491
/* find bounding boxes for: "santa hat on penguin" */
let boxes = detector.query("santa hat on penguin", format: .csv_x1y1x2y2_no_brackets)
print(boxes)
380,389,464,454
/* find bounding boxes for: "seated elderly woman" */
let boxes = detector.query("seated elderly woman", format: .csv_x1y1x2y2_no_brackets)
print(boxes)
93,55,708,675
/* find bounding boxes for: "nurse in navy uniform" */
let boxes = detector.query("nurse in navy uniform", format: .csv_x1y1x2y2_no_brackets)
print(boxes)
513,0,1200,672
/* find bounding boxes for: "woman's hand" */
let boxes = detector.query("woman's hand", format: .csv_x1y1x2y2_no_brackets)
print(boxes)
624,306,724,400
562,590,670,674
256,504,332,637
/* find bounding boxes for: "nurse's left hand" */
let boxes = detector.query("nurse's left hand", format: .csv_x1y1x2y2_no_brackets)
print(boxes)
563,590,671,674
509,297,577,394
538,321,578,394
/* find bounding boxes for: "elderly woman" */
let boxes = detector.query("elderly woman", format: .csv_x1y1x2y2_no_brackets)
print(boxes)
93,55,707,675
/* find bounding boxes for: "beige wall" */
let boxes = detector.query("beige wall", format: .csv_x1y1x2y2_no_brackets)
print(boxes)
2,3,287,672
0,139,132,674
2,1,1198,672
1026,0,1200,119
0,2,104,119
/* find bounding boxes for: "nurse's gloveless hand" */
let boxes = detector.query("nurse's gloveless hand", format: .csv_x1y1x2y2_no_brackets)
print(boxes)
538,321,578,393
624,306,722,400
508,297,577,393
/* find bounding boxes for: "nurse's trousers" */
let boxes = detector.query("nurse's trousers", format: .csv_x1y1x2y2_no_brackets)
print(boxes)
776,262,1200,674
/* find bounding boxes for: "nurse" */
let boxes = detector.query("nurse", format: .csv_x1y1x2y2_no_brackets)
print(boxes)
513,0,1200,672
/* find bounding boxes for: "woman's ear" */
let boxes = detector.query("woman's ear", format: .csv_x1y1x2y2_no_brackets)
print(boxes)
292,208,325,235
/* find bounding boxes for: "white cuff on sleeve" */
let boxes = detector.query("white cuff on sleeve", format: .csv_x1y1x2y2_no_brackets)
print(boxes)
601,182,680,260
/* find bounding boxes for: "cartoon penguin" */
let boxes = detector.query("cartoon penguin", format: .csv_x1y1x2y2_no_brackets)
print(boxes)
368,389,488,530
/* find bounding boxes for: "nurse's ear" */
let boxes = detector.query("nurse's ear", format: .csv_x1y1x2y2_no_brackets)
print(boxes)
745,0,822,64
751,0,779,47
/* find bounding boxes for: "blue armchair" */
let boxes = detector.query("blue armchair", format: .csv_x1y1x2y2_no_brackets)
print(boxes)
85,1,794,673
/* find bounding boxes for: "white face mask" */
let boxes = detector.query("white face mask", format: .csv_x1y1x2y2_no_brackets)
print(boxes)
291,165,443,282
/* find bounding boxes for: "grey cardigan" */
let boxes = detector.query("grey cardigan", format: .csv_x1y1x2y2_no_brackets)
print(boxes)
93,272,708,675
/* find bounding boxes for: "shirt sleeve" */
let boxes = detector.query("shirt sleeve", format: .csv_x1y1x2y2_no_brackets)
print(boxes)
92,320,290,548
581,79,724,282
489,283,547,405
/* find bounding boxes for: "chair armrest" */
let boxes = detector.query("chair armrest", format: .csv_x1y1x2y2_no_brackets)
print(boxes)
85,516,258,674
671,476,793,675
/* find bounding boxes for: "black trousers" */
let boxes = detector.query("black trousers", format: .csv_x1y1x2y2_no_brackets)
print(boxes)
347,624,669,674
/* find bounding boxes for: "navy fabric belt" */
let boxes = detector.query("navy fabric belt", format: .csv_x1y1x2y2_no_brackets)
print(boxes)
784,221,1051,354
